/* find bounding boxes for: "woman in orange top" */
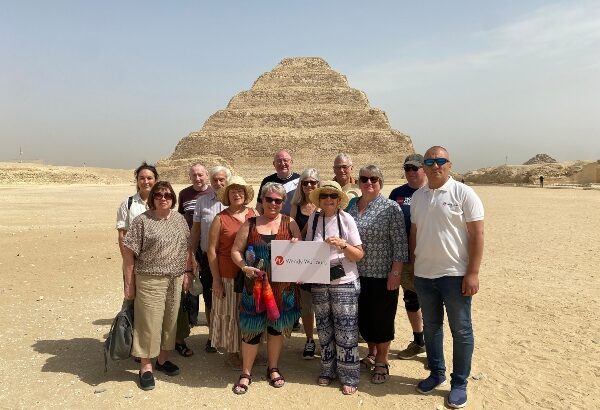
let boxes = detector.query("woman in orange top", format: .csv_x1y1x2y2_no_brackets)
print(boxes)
207,176,256,369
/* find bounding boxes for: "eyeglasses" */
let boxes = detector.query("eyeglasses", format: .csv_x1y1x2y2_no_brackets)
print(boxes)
359,176,380,184
319,193,340,200
264,196,283,205
334,165,351,170
301,180,319,187
404,165,420,172
423,158,449,167
153,192,173,200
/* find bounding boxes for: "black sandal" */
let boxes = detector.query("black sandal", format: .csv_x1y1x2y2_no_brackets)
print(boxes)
371,362,390,384
267,367,285,388
232,373,252,395
175,342,194,357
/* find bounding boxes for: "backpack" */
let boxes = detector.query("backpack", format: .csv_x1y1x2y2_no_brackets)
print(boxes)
103,303,134,372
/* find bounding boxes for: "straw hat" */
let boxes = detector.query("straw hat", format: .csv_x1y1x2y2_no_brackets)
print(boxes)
309,180,350,210
217,175,255,206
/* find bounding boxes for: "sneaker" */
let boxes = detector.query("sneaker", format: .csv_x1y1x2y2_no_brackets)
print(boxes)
397,341,426,360
205,339,218,353
447,386,468,408
155,360,180,376
416,374,447,394
303,339,316,360
139,371,155,390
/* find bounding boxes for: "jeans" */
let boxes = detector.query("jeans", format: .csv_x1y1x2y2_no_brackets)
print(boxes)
414,276,474,388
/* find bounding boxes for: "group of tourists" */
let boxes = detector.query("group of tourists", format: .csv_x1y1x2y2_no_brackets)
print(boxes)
115,146,484,409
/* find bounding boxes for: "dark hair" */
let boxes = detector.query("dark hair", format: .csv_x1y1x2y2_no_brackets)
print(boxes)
148,181,177,210
134,162,159,191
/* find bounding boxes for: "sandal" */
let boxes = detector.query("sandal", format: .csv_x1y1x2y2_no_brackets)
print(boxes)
175,342,194,357
360,354,376,371
232,373,252,395
342,385,358,395
317,375,333,386
371,362,390,384
267,367,285,388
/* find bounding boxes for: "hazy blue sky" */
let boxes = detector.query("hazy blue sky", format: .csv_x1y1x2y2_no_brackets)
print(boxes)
2,1,599,172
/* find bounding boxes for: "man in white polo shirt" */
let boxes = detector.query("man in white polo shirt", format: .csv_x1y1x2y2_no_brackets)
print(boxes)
410,146,484,409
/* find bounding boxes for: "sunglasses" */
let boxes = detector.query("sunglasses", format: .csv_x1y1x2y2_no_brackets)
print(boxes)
154,192,173,200
404,165,420,172
264,196,283,205
359,176,380,184
423,158,449,167
301,180,319,187
319,193,340,200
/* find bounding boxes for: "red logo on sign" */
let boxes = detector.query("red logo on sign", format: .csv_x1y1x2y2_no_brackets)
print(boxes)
275,256,284,265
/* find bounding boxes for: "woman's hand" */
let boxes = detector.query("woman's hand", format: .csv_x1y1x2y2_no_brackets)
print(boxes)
241,265,261,279
183,272,191,292
124,281,135,300
212,277,225,298
325,236,347,250
387,272,401,291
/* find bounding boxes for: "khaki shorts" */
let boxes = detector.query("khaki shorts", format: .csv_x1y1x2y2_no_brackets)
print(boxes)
400,263,416,293
299,287,314,317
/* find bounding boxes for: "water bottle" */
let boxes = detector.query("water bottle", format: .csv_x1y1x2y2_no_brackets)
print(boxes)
245,246,256,267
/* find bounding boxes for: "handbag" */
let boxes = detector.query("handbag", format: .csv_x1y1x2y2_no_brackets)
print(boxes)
103,302,134,372
330,263,346,281
234,270,245,293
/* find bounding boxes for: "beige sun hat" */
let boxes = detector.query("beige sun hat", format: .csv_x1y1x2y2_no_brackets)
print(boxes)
217,175,255,206
309,180,350,210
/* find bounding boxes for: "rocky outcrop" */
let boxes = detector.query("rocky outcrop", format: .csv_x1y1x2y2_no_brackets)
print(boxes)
463,161,593,185
157,57,414,183
523,154,557,165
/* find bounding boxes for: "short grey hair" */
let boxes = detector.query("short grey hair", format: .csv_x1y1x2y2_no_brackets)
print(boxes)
359,164,384,188
189,162,207,172
291,168,320,206
209,165,232,181
334,153,353,165
261,182,287,202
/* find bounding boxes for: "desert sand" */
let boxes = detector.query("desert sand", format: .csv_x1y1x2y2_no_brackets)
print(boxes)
1,182,599,409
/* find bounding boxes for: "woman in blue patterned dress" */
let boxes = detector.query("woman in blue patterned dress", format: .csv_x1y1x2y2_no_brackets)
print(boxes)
229,182,302,394
347,165,409,384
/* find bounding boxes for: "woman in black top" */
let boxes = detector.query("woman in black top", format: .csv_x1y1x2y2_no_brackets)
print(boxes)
289,168,320,358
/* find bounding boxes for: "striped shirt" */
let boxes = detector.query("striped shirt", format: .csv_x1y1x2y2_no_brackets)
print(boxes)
192,191,226,252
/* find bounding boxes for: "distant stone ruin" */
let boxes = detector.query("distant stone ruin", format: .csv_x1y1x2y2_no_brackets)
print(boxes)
523,154,557,165
157,57,414,183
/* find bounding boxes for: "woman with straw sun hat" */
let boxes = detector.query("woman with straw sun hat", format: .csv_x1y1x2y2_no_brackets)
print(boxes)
207,176,257,369
306,180,364,395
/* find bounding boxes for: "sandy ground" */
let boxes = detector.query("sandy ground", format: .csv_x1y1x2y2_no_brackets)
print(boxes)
0,183,599,409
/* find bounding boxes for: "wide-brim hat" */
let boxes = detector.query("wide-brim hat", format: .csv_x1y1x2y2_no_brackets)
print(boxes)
217,175,255,206
309,180,350,210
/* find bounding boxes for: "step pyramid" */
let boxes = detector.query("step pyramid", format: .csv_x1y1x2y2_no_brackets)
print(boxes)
157,57,414,183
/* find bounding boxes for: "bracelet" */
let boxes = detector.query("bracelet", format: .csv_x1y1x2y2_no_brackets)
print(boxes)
340,244,348,250
390,271,401,277
185,269,192,273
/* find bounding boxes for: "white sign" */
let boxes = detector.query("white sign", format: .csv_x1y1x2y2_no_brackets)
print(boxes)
270,240,330,284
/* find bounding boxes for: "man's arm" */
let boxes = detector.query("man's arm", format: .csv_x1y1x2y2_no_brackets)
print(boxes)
462,220,484,296
190,221,201,264
409,223,417,265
